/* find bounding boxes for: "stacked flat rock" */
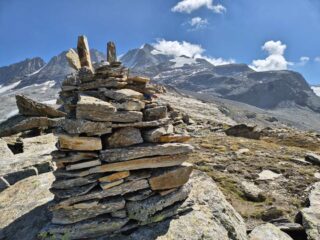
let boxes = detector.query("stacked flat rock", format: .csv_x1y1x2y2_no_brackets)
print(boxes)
44,36,194,239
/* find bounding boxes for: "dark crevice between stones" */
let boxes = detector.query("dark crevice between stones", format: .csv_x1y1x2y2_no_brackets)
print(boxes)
7,140,24,154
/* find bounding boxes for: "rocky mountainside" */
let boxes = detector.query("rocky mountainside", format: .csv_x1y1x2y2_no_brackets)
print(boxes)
0,57,45,86
0,49,105,89
121,44,320,113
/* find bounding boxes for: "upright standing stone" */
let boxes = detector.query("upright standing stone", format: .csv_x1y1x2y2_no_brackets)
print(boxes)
77,35,94,73
107,41,117,63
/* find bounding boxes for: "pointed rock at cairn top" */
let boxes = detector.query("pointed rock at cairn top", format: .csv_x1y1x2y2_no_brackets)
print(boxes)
107,41,117,64
77,35,94,73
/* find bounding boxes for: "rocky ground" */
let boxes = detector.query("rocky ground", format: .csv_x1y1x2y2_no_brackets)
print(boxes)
0,90,320,239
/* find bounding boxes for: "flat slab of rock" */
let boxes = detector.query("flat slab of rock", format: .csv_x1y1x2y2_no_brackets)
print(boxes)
52,175,100,189
61,119,112,135
248,223,293,240
99,171,130,183
58,134,102,151
76,95,116,122
158,134,191,143
90,155,188,173
111,118,169,128
149,163,193,190
111,99,145,111
54,179,149,208
144,106,167,121
127,184,190,222
15,95,66,118
44,217,128,239
106,127,143,148
53,151,98,164
127,76,150,84
51,182,97,199
79,78,127,91
305,153,320,166
66,159,101,171
100,179,124,190
52,197,125,224
0,115,61,137
301,182,320,240
102,88,144,101
100,143,194,162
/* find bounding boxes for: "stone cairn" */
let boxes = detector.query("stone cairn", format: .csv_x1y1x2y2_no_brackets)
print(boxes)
43,35,194,239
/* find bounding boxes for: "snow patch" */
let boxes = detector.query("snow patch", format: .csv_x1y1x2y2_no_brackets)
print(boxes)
0,81,21,94
170,56,196,68
311,86,320,97
26,64,46,76
42,99,57,105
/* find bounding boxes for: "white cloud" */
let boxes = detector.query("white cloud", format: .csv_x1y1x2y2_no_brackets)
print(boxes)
251,40,290,71
297,56,310,66
188,17,209,30
315,57,320,62
152,39,234,66
152,39,205,58
171,0,226,14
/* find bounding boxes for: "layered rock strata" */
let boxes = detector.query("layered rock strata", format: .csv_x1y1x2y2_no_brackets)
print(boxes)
44,36,194,239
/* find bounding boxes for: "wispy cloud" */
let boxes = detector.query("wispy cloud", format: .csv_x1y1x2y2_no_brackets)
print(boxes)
251,40,290,71
297,56,310,66
152,39,234,66
187,17,209,30
315,57,320,62
171,0,226,14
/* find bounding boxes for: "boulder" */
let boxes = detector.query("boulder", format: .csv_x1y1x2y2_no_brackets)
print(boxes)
143,125,174,142
106,127,143,148
300,182,320,240
248,223,293,240
100,143,194,162
144,106,167,121
77,35,94,73
305,153,320,166
240,181,266,202
225,124,261,140
127,76,150,84
258,170,282,181
65,49,81,70
15,95,66,118
58,134,102,151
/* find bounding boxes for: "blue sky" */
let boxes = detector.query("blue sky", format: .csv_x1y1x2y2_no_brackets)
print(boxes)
1,0,320,84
